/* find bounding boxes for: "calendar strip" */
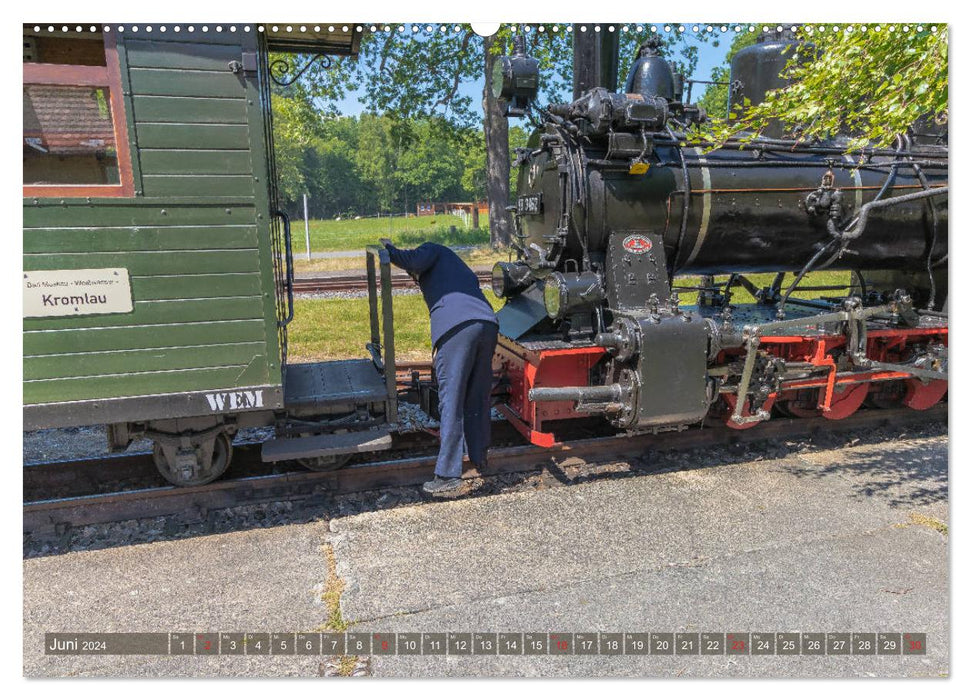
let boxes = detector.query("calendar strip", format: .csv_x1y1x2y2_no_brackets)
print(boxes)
44,632,927,656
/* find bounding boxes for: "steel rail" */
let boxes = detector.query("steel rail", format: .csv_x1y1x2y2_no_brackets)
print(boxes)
293,270,492,294
24,404,946,538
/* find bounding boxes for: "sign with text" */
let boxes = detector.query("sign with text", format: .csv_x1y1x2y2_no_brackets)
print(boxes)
24,268,133,318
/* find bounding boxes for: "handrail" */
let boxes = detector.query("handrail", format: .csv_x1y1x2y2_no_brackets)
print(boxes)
273,210,295,327
365,245,397,424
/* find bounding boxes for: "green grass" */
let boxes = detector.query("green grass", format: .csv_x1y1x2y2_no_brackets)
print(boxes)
673,270,852,306
908,512,948,535
288,271,852,362
289,290,503,362
294,244,512,274
317,542,360,677
295,214,490,252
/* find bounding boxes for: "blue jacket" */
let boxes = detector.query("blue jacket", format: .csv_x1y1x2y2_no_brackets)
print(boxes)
385,242,498,348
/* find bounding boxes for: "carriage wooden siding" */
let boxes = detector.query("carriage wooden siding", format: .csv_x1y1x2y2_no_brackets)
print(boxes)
23,30,282,408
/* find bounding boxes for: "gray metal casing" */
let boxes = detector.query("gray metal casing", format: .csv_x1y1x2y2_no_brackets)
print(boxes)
625,313,710,428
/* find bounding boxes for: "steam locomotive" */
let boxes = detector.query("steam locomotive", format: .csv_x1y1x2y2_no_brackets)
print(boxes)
488,33,948,446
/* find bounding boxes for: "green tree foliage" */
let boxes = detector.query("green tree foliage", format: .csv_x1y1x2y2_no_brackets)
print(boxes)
276,27,481,126
286,24,714,114
702,24,948,148
458,129,487,202
270,86,321,204
397,120,466,203
271,86,366,216
355,114,400,211
696,31,757,119
306,117,363,217
458,124,528,201
270,100,498,218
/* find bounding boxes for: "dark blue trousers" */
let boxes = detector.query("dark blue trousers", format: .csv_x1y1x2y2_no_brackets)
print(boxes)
433,320,499,478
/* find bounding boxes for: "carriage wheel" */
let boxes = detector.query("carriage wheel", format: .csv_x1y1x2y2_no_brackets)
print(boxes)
152,432,233,487
722,394,775,430
902,379,948,411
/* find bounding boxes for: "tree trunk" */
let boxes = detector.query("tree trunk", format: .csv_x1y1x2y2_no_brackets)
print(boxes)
482,33,512,249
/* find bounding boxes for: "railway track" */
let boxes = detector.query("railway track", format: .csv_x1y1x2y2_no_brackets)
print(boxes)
23,405,946,540
293,270,492,294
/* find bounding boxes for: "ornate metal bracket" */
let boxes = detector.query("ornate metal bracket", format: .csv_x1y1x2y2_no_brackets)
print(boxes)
269,53,333,86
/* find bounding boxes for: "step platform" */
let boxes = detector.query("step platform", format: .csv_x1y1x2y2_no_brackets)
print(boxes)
284,359,389,409
261,428,392,463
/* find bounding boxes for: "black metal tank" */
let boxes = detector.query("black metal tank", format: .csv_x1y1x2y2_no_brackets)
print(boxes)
728,30,804,137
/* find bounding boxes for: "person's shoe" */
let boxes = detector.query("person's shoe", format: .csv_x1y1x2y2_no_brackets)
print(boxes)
422,476,464,497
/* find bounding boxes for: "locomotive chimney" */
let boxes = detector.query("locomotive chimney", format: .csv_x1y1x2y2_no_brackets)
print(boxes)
572,24,620,98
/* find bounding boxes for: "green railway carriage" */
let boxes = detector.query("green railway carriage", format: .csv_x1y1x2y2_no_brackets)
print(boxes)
23,24,394,486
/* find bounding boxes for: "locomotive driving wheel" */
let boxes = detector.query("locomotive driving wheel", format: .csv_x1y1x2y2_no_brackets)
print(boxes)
152,432,233,487
722,394,776,430
902,379,948,410
777,382,869,420
774,389,821,419
866,380,906,409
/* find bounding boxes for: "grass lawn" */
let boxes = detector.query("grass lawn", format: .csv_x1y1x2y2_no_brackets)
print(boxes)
293,213,490,253
287,270,852,363
288,289,504,363
673,270,851,306
294,245,513,274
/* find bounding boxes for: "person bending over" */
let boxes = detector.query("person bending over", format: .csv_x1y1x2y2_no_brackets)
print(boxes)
379,238,498,497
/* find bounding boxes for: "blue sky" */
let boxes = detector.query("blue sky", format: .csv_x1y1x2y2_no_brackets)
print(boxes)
328,27,733,117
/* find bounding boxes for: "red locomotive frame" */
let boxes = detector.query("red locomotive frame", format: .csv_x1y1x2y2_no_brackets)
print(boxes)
494,324,948,447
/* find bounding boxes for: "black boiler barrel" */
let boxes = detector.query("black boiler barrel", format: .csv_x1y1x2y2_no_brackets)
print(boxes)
591,144,947,275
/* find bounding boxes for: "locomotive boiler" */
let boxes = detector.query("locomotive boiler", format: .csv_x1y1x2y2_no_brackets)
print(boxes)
489,34,948,445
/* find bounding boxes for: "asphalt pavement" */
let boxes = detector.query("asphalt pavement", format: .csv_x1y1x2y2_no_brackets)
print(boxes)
329,433,948,677
23,430,948,678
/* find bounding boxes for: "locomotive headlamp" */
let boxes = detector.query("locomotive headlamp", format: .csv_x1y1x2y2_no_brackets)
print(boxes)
543,276,563,319
492,261,534,298
542,271,605,320
491,34,539,117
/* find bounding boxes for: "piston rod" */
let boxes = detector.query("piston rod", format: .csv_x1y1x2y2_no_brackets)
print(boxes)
529,384,624,403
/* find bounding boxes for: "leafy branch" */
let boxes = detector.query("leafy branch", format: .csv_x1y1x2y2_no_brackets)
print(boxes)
698,24,948,151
